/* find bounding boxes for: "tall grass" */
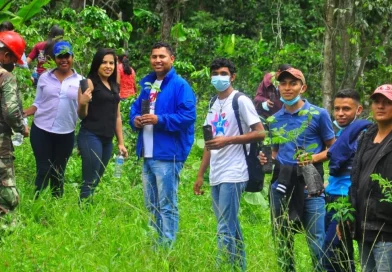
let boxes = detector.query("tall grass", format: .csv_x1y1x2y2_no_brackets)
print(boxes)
0,92,318,271
0,137,319,271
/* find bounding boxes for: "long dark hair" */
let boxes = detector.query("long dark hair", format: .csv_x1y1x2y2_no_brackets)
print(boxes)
118,53,132,75
88,48,118,92
45,25,64,59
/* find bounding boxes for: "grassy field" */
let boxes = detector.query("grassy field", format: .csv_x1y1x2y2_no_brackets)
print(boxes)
0,94,319,271
0,132,320,271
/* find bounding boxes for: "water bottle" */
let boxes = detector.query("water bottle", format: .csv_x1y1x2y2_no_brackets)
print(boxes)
32,67,38,80
114,153,124,178
12,133,23,146
12,118,28,147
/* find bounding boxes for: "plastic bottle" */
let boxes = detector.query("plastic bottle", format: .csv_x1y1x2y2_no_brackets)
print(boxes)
12,118,28,146
114,153,124,178
12,133,23,146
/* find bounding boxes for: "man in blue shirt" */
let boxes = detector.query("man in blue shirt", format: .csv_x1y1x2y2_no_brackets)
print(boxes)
130,42,196,248
266,68,335,271
323,89,371,272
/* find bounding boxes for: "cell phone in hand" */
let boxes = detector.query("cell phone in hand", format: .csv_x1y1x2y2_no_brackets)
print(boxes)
141,99,150,115
80,79,88,94
203,125,213,142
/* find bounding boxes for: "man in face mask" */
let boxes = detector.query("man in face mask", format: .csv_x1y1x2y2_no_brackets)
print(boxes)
0,31,29,216
194,58,263,270
265,68,335,271
322,89,371,272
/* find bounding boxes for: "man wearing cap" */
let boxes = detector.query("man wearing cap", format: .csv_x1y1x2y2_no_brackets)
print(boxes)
0,31,29,214
24,41,82,197
349,84,392,271
265,68,335,271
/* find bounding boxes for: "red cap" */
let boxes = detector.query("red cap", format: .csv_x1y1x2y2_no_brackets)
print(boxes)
370,84,392,101
277,68,306,85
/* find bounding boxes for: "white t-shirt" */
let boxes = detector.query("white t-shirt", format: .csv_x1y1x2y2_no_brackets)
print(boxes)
204,90,260,186
143,80,162,158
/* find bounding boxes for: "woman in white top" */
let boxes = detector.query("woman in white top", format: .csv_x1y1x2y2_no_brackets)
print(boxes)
24,41,82,197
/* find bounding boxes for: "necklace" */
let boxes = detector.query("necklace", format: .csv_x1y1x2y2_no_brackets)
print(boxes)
218,97,228,113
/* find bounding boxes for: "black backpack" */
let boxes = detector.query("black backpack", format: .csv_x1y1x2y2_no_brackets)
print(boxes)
209,92,264,192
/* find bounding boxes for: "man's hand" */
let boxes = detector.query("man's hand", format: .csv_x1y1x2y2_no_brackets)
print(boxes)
205,136,228,150
336,221,353,240
193,177,204,195
140,114,158,126
258,151,267,165
134,116,143,128
297,153,314,167
22,126,29,137
267,99,274,108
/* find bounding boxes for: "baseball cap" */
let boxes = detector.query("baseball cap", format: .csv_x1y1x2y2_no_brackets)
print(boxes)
370,84,392,101
277,68,306,85
53,41,73,57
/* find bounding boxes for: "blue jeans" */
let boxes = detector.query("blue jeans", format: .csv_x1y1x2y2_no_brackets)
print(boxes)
77,127,113,200
142,159,183,246
323,206,355,272
270,188,325,271
359,241,392,272
211,182,246,271
30,122,74,197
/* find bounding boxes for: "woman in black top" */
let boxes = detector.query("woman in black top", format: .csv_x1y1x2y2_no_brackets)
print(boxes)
77,48,128,202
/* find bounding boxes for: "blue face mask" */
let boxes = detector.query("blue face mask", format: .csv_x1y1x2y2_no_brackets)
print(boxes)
211,75,231,92
280,95,301,106
279,86,303,106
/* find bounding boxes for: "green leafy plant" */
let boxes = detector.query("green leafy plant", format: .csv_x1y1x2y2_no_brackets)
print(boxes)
268,107,320,162
262,115,277,146
144,82,162,93
326,196,356,222
371,173,392,203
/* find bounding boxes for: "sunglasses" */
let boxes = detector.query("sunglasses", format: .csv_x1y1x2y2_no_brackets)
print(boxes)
56,53,71,59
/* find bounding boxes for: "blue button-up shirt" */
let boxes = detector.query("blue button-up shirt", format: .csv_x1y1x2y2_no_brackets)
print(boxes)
271,99,335,165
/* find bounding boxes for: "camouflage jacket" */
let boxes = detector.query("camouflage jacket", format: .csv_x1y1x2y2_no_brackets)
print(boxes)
0,67,25,157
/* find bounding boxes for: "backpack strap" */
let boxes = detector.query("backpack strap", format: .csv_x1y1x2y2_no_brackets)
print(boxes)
232,92,248,156
209,95,218,111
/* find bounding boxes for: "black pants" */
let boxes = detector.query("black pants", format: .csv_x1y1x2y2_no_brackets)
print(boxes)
30,122,74,197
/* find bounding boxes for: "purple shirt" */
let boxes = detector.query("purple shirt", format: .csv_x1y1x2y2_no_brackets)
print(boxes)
33,69,82,134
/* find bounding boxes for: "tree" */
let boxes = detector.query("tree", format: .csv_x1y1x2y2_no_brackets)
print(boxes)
321,0,392,111
321,0,337,112
158,0,176,41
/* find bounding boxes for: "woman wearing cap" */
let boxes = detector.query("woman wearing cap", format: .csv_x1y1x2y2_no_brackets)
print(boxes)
350,84,392,271
77,48,128,202
24,41,82,198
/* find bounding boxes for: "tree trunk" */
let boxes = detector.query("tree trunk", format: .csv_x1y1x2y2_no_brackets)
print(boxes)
338,0,357,89
70,0,84,10
159,0,175,41
322,0,337,113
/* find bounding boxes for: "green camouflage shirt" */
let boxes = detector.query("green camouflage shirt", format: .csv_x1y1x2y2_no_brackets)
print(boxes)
0,67,25,157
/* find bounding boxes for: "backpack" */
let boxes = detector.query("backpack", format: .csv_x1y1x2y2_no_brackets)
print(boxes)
209,92,265,192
